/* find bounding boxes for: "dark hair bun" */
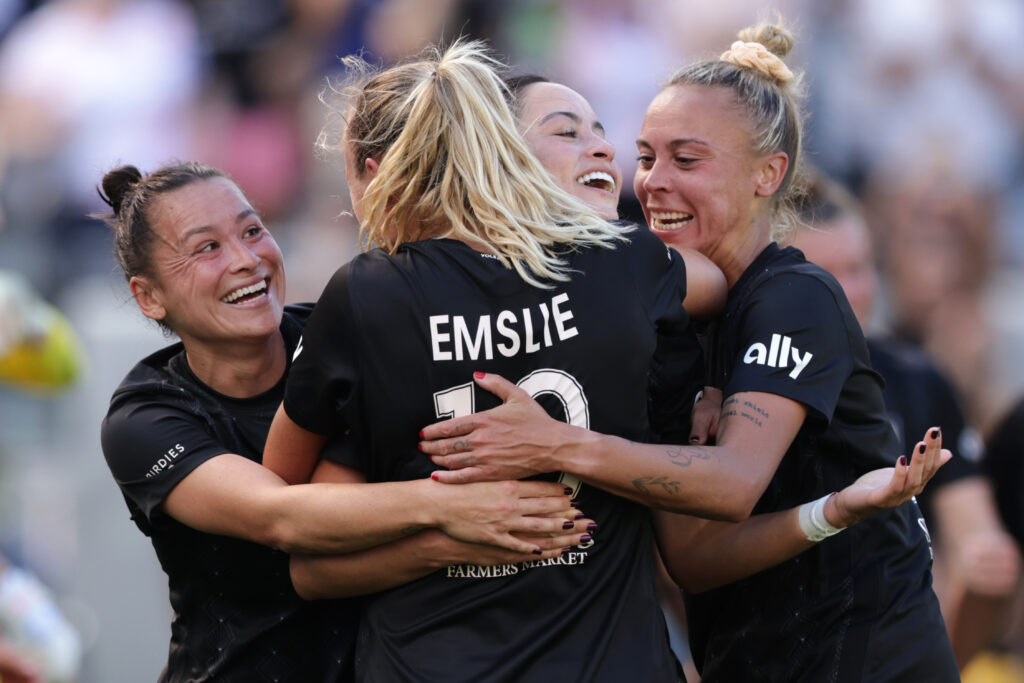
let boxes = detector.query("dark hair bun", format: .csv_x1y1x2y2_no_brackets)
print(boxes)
98,165,143,215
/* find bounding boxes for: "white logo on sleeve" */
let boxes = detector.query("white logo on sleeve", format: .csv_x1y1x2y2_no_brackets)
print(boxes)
742,333,813,379
293,336,304,361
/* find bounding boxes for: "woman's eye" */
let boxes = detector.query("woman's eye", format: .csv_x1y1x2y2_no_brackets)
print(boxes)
197,242,218,254
636,154,654,166
244,225,264,239
556,129,578,138
675,157,696,165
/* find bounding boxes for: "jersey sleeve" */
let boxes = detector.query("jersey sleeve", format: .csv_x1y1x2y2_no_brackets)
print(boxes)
623,228,688,332
101,391,230,523
982,398,1024,544
725,273,852,425
283,263,361,436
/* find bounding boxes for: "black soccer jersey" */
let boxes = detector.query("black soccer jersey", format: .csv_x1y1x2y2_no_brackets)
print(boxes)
687,244,957,682
101,305,356,683
983,397,1024,546
284,229,690,682
868,336,983,529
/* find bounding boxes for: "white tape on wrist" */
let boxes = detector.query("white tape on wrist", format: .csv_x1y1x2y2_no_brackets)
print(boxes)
798,493,845,542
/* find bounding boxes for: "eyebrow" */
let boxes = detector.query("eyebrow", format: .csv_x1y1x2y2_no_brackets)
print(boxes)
635,137,709,149
540,110,606,135
180,209,258,242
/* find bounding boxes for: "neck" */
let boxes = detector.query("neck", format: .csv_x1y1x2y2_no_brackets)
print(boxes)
715,219,774,289
182,331,287,398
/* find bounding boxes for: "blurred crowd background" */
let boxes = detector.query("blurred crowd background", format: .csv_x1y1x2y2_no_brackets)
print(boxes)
0,0,1022,680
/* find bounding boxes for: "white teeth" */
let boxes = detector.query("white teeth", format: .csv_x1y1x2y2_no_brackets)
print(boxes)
221,279,267,303
649,211,694,230
576,171,615,190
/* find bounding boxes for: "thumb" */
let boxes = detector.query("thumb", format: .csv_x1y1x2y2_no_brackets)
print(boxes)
473,371,524,404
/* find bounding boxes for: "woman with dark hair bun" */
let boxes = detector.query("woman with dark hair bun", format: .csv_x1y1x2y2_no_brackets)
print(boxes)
97,161,584,682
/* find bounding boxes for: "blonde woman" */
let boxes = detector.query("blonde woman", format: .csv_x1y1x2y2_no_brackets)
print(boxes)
262,40,692,681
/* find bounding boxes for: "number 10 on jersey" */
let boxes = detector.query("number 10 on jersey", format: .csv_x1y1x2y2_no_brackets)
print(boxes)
432,369,587,498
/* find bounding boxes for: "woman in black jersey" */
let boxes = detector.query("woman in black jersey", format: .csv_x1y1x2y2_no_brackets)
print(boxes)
97,162,587,682
263,39,950,682
421,23,961,683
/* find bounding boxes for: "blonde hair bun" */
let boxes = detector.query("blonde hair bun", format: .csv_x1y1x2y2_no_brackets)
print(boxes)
720,40,794,85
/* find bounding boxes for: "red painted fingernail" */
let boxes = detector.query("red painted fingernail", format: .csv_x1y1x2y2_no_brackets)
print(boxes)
419,430,425,439
917,443,926,455
417,442,424,452
430,472,440,481
474,371,485,379
898,455,907,466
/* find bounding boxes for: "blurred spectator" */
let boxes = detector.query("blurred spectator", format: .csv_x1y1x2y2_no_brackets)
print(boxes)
790,171,1021,671
0,270,83,681
0,0,202,297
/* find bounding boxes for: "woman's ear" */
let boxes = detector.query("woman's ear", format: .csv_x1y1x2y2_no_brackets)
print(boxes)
365,157,380,177
755,152,789,197
129,276,167,322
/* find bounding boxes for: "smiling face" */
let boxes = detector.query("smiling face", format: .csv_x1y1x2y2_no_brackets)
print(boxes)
130,176,285,349
634,84,784,275
516,82,622,219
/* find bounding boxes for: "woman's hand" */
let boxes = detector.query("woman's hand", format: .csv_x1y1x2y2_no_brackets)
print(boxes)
825,427,952,529
423,515,598,566
419,372,579,484
427,478,584,555
689,386,722,445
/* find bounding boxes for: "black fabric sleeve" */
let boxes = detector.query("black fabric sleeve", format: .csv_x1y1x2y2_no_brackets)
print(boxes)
283,264,361,437
982,398,1024,544
725,273,852,424
101,392,230,522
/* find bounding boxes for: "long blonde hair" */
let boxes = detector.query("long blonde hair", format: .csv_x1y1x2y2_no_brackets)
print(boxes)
319,39,631,287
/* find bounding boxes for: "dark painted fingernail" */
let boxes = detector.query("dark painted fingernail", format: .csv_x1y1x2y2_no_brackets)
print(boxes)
563,520,575,530
586,522,598,532
569,500,578,508
575,511,585,519
917,443,926,455
561,547,573,555
564,487,573,495
474,371,486,379
532,548,542,555
898,455,907,466
930,428,940,439
580,534,592,543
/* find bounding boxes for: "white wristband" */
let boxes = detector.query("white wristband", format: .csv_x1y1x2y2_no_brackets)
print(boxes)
798,493,845,542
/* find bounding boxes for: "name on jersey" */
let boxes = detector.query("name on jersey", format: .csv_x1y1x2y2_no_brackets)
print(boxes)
145,443,185,478
429,292,578,362
742,333,813,379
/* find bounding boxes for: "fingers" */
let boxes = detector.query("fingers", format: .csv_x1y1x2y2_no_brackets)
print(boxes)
512,480,575,498
473,371,524,404
514,495,575,518
420,418,477,442
431,467,488,485
510,513,596,536
688,411,712,445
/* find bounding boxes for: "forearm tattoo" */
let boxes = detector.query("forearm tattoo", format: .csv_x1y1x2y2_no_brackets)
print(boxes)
665,445,715,468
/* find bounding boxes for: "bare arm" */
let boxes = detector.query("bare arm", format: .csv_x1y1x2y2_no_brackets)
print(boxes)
675,247,727,320
162,453,579,555
657,428,952,593
290,459,593,598
421,373,804,521
262,404,326,484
